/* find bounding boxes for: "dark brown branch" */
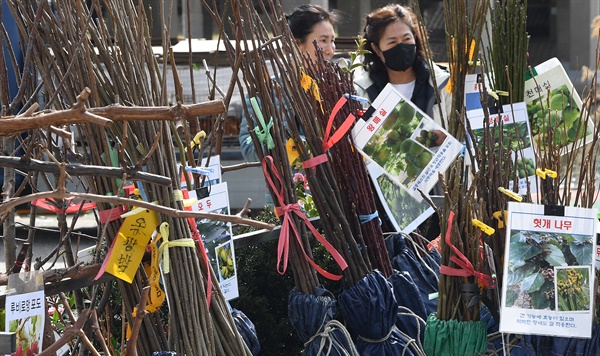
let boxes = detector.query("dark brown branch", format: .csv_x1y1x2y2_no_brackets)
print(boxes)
124,286,150,356
0,190,275,230
0,156,171,186
38,309,94,356
87,100,226,122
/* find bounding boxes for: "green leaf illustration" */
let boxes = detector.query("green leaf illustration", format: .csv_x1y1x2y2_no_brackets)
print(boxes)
542,244,567,266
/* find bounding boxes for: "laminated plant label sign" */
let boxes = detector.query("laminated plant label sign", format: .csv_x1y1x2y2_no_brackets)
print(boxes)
5,290,45,356
465,97,537,195
189,182,239,300
500,202,597,338
352,83,462,201
366,161,434,233
524,57,593,154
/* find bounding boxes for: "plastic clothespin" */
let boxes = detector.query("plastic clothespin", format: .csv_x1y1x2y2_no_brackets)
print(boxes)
535,168,558,180
472,219,495,236
487,90,508,100
498,187,523,202
535,168,547,179
185,166,214,176
343,93,370,104
545,169,557,179
492,211,508,229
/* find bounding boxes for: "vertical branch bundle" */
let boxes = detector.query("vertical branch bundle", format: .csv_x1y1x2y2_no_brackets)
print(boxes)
303,52,392,277
482,0,529,105
442,0,489,140
437,158,485,321
5,0,252,354
205,0,375,290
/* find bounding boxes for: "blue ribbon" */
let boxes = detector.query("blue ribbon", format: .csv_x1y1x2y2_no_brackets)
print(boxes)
358,211,380,225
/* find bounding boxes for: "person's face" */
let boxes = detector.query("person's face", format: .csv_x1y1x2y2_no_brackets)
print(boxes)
372,20,415,61
298,20,336,61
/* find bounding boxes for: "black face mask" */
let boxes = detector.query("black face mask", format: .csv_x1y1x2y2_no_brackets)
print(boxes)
381,43,417,72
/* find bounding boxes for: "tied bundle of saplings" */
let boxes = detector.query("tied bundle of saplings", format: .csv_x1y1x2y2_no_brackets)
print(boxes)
424,158,494,356
4,0,259,354
201,0,361,354
303,41,430,356
422,0,497,355
301,42,393,279
514,42,600,354
202,0,423,353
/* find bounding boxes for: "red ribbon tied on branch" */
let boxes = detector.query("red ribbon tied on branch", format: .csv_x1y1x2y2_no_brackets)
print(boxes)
439,211,495,289
303,96,357,169
263,156,348,281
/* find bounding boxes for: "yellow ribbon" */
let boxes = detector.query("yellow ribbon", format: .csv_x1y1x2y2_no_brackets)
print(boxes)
146,229,167,313
156,222,196,274
173,190,196,207
446,39,477,94
301,72,321,102
286,138,301,167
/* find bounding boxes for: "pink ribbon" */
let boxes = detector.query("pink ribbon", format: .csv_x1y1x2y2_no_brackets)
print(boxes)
181,189,212,307
262,156,348,281
302,96,357,169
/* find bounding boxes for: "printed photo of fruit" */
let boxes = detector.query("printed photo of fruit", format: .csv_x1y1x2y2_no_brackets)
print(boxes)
515,156,535,179
9,314,42,356
216,242,235,281
376,173,431,230
361,100,432,184
556,267,590,311
472,121,532,153
526,84,586,147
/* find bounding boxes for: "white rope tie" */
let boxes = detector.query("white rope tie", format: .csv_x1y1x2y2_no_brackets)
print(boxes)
357,325,399,343
304,319,359,356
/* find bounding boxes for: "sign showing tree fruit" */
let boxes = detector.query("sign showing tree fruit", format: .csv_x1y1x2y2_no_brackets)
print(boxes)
353,83,462,202
216,242,235,280
524,57,593,153
500,202,596,339
527,84,585,146
374,171,433,232
466,102,538,195
360,100,436,184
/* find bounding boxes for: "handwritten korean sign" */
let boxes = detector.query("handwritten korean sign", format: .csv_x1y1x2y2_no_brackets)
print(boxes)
105,208,159,283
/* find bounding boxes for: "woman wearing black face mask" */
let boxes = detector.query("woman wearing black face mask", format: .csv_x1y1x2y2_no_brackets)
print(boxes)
354,4,451,130
354,4,452,240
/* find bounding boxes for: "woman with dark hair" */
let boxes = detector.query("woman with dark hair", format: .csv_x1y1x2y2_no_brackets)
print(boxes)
239,4,339,162
286,4,339,63
354,4,451,129
354,4,451,239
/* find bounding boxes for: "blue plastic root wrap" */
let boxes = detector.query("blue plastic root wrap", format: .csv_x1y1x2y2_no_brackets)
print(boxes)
231,308,261,355
386,234,440,315
338,271,418,355
288,285,358,356
510,325,600,356
389,271,428,345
